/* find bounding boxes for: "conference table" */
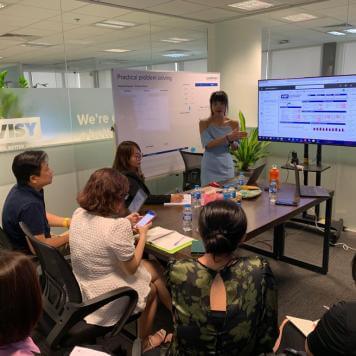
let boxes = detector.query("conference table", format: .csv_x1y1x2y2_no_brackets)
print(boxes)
144,183,333,275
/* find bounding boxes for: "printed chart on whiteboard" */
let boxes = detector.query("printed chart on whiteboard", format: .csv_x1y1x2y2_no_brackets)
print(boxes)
111,69,220,156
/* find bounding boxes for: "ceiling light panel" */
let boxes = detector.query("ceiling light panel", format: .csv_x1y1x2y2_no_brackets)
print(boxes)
104,48,132,53
95,22,124,29
282,13,318,22
95,20,136,29
228,0,274,11
163,53,188,58
21,42,54,48
327,31,346,36
104,20,136,27
161,37,191,43
344,28,356,34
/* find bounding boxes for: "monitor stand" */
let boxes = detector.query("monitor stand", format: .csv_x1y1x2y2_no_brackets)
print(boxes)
282,143,343,244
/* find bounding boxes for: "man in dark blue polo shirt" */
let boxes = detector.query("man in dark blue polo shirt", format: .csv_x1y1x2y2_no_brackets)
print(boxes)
2,150,70,254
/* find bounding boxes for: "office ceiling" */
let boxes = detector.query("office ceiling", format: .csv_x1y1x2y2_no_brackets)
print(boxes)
0,0,356,70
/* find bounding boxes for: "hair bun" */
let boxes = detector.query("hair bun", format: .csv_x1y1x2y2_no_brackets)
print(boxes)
205,230,232,254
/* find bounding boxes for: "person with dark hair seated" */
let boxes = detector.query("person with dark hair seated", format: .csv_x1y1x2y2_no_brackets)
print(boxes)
2,150,70,254
275,254,356,356
70,168,172,352
165,200,278,355
113,141,183,205
305,254,356,356
0,250,42,355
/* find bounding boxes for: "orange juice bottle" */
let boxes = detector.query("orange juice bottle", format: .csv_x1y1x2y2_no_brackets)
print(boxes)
269,164,280,189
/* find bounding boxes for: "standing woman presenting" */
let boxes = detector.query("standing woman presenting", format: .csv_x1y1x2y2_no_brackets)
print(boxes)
200,91,247,186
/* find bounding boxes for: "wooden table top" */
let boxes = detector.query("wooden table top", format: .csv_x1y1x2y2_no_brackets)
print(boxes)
144,183,328,261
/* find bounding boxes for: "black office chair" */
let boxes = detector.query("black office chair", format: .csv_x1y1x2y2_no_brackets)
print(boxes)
179,150,203,190
0,226,13,250
19,222,141,354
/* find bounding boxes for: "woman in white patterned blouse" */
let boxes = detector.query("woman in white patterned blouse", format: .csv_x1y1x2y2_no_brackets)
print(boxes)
69,168,171,351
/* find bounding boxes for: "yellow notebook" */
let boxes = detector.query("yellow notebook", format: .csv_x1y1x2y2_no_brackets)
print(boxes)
144,226,195,254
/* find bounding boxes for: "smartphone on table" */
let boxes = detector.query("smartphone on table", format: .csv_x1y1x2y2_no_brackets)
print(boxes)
134,210,156,228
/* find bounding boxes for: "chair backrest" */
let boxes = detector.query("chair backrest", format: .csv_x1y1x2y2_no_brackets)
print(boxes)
0,226,13,250
180,150,203,171
19,222,83,308
180,150,203,190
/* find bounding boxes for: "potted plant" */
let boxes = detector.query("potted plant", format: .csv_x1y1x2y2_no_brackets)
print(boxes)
0,70,24,119
230,111,270,172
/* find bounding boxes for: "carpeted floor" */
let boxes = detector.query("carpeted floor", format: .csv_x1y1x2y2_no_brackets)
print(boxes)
34,226,356,355
247,226,356,322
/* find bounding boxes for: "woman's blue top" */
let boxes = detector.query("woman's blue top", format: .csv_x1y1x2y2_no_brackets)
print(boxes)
200,124,234,186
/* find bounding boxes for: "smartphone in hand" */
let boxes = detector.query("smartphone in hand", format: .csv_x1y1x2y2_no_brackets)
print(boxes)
134,210,156,228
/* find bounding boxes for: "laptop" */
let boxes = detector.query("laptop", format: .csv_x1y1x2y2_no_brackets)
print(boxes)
246,164,266,185
128,188,148,213
294,164,330,198
225,164,266,188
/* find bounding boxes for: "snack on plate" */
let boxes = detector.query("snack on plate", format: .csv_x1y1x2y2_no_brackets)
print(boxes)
240,185,260,190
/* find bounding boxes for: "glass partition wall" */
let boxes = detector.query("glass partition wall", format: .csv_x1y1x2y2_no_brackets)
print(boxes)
0,0,208,219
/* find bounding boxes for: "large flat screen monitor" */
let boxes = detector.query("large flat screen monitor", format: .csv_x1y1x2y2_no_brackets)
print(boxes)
258,75,356,146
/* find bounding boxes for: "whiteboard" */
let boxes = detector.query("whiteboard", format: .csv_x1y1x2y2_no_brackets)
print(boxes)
112,70,220,177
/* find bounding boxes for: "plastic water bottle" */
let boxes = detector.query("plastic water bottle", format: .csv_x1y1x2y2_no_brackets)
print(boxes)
182,204,193,232
269,164,280,190
236,194,242,207
191,185,201,232
191,185,201,208
269,179,277,204
228,186,236,199
237,172,245,191
223,186,230,200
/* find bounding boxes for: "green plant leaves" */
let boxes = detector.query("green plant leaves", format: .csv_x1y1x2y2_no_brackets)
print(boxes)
18,74,29,88
230,111,270,171
0,89,23,119
0,70,8,88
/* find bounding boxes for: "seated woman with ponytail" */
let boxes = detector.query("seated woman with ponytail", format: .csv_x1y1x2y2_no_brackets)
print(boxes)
166,200,278,355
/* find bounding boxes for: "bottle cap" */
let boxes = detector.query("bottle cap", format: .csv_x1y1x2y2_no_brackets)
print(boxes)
184,204,191,208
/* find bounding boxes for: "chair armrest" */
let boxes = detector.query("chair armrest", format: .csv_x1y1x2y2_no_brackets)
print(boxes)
66,286,138,323
47,287,138,348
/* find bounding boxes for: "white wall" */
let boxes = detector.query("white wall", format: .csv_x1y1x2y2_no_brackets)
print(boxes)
208,19,262,126
336,41,356,75
269,46,322,79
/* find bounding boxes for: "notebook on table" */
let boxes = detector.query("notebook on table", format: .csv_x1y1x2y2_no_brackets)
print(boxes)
136,226,195,254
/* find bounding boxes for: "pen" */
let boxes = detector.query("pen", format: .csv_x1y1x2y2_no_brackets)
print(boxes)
173,236,185,246
149,231,174,242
